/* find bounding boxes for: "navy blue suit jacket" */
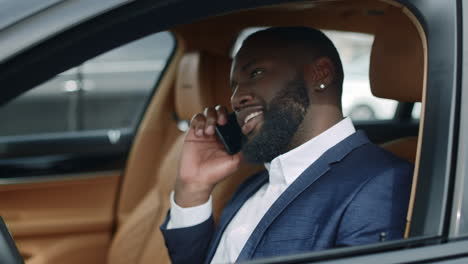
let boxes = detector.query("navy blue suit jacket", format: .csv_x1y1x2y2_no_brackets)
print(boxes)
161,131,414,264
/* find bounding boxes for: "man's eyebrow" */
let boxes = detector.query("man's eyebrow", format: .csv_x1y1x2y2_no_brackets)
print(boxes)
240,60,257,72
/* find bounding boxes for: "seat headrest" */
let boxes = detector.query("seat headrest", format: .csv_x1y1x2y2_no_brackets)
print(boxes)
175,52,232,121
369,6,424,102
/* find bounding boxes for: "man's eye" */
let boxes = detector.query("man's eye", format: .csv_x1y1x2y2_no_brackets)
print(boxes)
250,69,264,78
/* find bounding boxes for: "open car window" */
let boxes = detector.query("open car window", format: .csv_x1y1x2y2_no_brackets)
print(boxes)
0,31,174,137
0,31,174,178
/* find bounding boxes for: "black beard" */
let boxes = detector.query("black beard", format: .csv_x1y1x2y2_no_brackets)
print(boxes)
241,77,310,164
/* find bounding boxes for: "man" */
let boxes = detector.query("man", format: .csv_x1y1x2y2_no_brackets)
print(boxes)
160,27,413,264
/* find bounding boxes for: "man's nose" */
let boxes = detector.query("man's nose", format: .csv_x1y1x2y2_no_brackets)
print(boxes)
231,86,254,111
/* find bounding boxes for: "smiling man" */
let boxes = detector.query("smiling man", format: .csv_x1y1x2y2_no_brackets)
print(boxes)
160,27,414,264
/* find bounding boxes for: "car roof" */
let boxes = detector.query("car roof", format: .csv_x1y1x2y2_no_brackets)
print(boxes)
0,0,133,64
0,0,66,31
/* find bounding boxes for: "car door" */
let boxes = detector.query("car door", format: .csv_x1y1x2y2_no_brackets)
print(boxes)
0,31,175,263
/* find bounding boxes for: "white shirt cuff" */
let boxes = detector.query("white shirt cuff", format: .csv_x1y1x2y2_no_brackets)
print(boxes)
166,191,213,229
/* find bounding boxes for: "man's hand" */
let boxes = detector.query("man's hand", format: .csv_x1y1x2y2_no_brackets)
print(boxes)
174,105,242,207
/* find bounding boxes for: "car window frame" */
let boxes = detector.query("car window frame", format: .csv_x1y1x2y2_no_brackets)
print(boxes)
448,0,468,238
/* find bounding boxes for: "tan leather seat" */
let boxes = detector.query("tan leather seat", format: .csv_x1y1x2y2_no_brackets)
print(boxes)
369,5,425,237
370,5,424,162
381,137,418,164
107,51,260,264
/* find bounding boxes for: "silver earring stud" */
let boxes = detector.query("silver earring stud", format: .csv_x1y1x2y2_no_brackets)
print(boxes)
319,84,325,89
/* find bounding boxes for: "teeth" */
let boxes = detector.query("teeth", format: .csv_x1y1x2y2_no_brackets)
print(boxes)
244,111,263,124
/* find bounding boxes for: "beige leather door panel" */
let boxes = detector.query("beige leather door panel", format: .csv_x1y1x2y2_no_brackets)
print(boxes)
0,171,120,264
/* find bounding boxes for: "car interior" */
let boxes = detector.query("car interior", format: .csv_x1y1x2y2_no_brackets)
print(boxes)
0,0,427,263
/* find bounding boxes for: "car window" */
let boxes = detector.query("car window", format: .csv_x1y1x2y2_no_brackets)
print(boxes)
0,31,174,136
232,28,398,121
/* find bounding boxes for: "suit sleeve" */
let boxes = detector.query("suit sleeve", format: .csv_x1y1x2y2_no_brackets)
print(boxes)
335,163,413,246
160,212,215,264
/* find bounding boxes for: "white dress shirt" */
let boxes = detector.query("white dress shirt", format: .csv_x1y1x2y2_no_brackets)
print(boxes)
167,117,356,263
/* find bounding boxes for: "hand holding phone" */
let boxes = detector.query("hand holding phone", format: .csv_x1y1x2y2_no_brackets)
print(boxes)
175,106,242,208
215,112,243,155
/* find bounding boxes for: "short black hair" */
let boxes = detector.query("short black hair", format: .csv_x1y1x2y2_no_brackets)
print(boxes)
245,27,344,93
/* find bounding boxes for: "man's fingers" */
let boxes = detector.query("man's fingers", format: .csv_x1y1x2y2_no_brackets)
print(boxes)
190,105,229,137
190,113,206,136
203,107,218,135
215,105,228,125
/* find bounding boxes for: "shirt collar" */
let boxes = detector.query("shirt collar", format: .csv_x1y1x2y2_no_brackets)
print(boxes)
264,117,356,185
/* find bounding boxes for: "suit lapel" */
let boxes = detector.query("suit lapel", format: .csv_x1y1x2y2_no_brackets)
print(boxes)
204,171,269,263
236,130,370,261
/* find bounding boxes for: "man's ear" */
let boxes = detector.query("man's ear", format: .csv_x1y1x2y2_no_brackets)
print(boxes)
303,57,335,92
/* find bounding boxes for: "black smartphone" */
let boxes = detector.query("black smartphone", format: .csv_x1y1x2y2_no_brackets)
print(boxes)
215,112,243,155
